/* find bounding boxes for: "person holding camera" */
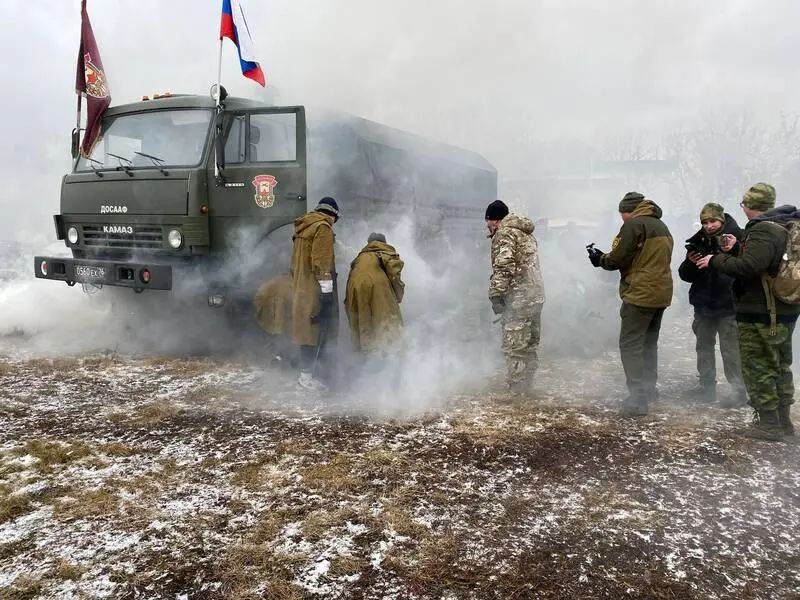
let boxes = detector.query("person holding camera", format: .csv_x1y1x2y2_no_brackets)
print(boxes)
678,203,746,406
587,192,673,417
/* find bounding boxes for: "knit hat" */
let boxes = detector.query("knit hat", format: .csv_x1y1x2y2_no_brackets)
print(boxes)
314,196,340,220
367,232,386,243
741,183,776,211
618,191,645,213
699,202,725,224
485,199,509,220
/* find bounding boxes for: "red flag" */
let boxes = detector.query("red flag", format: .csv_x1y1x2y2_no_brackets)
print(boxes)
75,0,111,157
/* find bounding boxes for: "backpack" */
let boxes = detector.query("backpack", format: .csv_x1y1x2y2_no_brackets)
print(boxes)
761,220,800,334
764,220,800,304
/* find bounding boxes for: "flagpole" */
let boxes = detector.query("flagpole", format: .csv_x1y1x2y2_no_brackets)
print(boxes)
214,37,223,181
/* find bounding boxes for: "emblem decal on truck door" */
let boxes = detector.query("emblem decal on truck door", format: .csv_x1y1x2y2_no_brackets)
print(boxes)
252,174,278,208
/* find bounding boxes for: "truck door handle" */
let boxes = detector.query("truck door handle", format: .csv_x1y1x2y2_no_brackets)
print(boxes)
284,193,305,201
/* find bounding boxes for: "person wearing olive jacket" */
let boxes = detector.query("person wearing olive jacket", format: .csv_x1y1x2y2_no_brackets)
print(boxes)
696,183,800,441
588,192,674,416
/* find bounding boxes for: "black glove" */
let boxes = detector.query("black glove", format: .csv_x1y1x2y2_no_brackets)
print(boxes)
312,292,334,324
588,247,604,268
490,296,506,315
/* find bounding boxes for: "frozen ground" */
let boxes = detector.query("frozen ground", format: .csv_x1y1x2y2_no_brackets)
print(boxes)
0,318,800,599
1,302,800,599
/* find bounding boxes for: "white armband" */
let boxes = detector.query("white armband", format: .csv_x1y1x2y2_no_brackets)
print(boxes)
319,279,333,293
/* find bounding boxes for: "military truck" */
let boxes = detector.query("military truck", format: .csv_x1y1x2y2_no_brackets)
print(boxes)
33,90,497,326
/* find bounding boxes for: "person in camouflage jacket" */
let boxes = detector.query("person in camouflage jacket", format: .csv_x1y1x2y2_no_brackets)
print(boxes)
485,200,546,394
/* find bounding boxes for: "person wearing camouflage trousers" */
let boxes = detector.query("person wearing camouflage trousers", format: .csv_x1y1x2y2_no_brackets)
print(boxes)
485,200,546,394
588,192,674,417
697,183,800,441
678,202,747,406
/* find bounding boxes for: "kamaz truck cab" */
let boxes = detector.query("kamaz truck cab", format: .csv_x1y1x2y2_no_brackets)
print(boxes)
34,89,497,322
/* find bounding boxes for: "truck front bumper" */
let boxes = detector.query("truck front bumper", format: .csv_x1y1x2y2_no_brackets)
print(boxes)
33,256,172,291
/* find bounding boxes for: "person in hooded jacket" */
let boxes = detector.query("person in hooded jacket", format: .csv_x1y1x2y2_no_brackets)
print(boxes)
588,192,674,416
290,196,340,392
344,232,406,355
253,271,295,367
486,200,546,394
678,202,747,406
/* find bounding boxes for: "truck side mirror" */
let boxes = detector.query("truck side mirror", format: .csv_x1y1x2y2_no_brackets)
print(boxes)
71,128,80,159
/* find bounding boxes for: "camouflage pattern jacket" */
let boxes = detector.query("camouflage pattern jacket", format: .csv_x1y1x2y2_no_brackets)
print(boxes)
489,214,545,316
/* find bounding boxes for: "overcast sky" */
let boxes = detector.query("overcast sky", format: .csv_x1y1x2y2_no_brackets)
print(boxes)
3,0,800,234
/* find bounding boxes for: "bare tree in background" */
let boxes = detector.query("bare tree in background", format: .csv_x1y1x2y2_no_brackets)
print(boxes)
662,111,800,217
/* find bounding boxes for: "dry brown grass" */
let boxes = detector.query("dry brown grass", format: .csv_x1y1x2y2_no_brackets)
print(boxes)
0,533,35,561
132,400,183,425
230,453,282,490
181,383,229,407
299,454,362,493
3,574,43,600
0,490,33,524
14,439,93,472
382,505,429,538
275,437,310,457
53,488,119,521
19,357,81,377
81,356,121,370
53,559,85,581
0,401,27,418
0,361,16,376
301,506,362,542
328,554,370,577
158,457,179,476
217,543,308,600
249,508,304,543
99,442,138,457
139,357,213,379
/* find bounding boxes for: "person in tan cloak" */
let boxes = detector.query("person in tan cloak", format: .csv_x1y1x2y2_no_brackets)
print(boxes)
253,272,294,367
344,232,406,355
290,196,340,392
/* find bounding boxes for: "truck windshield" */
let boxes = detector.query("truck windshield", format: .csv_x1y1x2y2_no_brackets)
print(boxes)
75,109,212,172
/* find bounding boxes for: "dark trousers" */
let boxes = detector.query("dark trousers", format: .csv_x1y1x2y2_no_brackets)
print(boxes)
692,310,744,389
619,302,665,403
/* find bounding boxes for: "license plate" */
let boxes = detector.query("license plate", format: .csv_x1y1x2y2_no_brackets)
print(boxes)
74,265,106,280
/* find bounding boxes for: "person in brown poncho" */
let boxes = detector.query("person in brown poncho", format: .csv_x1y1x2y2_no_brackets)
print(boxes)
344,232,406,361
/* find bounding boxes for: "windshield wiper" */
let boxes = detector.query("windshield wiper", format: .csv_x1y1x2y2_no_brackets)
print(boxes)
108,152,134,177
133,151,169,176
83,156,105,177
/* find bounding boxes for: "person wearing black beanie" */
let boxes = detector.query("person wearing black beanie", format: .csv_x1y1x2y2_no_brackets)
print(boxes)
485,199,546,395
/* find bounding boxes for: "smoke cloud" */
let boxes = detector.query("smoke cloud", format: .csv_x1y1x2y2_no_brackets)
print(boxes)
3,0,800,409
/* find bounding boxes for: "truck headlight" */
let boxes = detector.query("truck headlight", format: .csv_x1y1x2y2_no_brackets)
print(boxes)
67,226,79,245
167,229,183,249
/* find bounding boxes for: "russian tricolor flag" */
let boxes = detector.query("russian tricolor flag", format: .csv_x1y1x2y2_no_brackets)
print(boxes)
220,0,266,87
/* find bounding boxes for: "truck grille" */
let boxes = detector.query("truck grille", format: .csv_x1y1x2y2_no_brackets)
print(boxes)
81,225,163,249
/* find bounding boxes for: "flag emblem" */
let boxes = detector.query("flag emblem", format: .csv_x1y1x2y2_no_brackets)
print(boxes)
83,52,109,99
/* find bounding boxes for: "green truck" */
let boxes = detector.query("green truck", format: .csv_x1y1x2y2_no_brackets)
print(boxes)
34,90,497,319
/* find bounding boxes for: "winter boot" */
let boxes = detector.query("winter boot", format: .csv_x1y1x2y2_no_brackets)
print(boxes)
745,409,784,442
297,370,328,394
620,396,648,417
778,404,795,437
688,382,717,404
